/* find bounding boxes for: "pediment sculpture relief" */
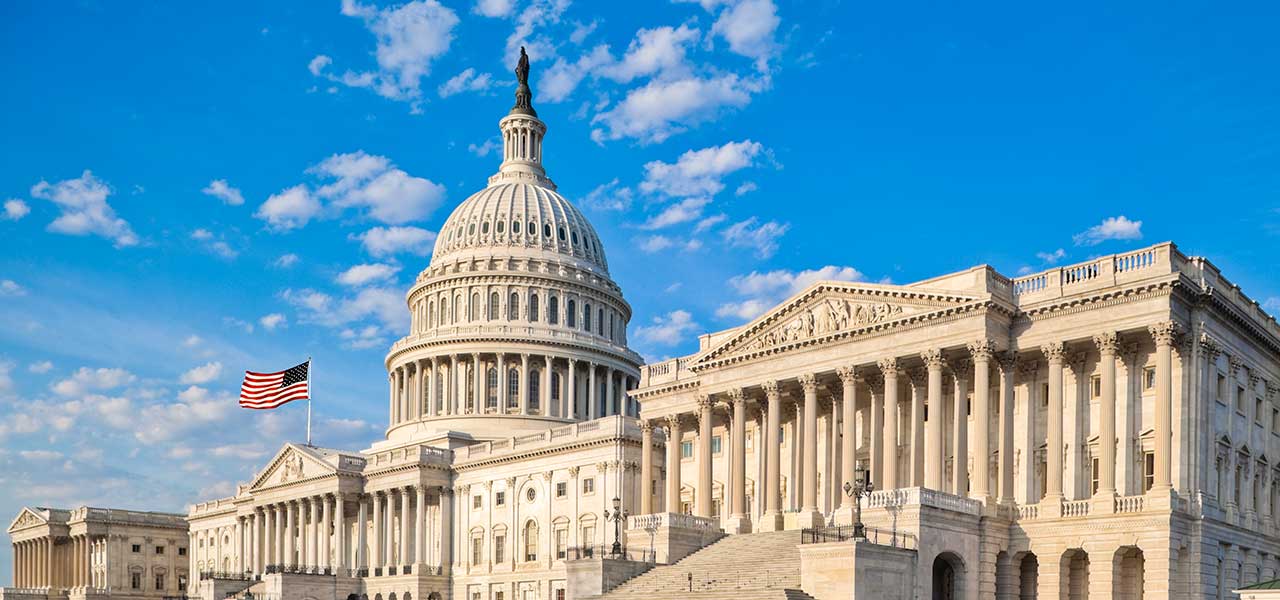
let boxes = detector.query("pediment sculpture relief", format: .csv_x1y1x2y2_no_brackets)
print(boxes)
280,452,305,483
14,511,41,527
741,299,906,353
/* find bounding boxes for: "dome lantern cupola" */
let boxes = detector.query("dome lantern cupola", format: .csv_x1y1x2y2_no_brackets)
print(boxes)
491,46,553,189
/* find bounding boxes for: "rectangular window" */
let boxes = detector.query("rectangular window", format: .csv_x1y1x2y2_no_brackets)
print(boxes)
745,430,754,451
495,592,504,600
495,491,506,507
779,427,785,445
1143,367,1156,391
556,482,567,498
131,573,141,590
155,545,164,554
681,441,693,459
1257,399,1264,423
711,436,722,455
557,590,566,600
472,537,483,565
1238,386,1247,412
582,525,595,544
583,477,595,494
681,501,692,514
131,544,141,553
178,547,187,556
1091,457,1100,495
1090,375,1102,398
155,574,164,591
556,528,568,559
1143,452,1156,492
178,575,187,590
1273,408,1279,431
494,535,505,564
473,495,483,510
472,593,481,600
1041,383,1050,407
1218,373,1228,404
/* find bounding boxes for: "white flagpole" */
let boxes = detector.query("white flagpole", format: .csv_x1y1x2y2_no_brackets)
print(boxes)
306,356,313,447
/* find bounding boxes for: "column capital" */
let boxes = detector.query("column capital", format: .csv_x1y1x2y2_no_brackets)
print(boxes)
876,357,899,375
907,367,927,386
1093,331,1120,355
664,413,683,430
798,373,818,392
762,379,780,396
835,365,857,384
696,394,714,410
1148,320,1182,346
1199,332,1223,358
1040,341,1066,363
727,387,745,405
921,348,945,369
640,420,654,433
966,339,996,361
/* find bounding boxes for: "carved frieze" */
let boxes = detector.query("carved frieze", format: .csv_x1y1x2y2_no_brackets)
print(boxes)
738,298,907,354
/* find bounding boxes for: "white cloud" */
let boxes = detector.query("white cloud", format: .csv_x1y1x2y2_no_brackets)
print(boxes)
599,24,699,84
319,0,461,108
569,20,598,44
540,45,613,103
255,185,320,231
3,198,30,220
734,182,757,196
259,313,287,331
709,0,781,71
695,213,727,233
715,265,865,321
0,279,26,296
354,226,437,257
283,286,407,332
30,170,139,247
634,310,699,346
190,229,238,258
28,361,53,374
201,179,245,205
591,74,759,144
1036,248,1066,264
133,385,236,444
1073,216,1143,246
180,361,223,385
337,263,401,286
641,140,764,197
190,228,213,240
580,179,633,211
1262,297,1280,317
223,316,255,334
51,367,136,397
636,235,700,254
468,137,502,157
274,253,300,268
182,335,203,348
19,450,63,461
438,67,496,97
211,443,270,460
722,217,788,258
504,0,571,63
642,197,712,229
474,0,515,17
0,361,13,395
310,151,447,224
340,325,386,349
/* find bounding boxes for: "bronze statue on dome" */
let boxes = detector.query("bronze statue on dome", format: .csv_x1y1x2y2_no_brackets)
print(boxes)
511,46,536,116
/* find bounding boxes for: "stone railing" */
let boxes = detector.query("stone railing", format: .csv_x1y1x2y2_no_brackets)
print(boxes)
627,512,721,532
640,356,695,387
1115,495,1145,514
1061,499,1090,518
862,487,980,516
1010,243,1176,303
388,325,643,365
1017,504,1039,520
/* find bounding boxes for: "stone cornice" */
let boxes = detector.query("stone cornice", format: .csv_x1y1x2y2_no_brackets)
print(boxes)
1017,279,1176,320
452,435,640,472
410,263,628,313
630,379,700,400
385,332,644,373
1201,286,1280,355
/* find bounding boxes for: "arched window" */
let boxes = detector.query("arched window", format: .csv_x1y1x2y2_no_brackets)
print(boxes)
551,372,561,402
512,220,520,235
428,300,435,328
524,521,538,562
470,293,481,321
454,295,462,322
486,367,498,410
543,224,552,238
548,296,559,325
507,368,519,410
497,220,505,234
481,221,489,234
584,303,592,331
509,293,520,321
597,308,604,335
609,312,615,341
557,227,566,241
529,293,540,322
528,221,536,236
489,292,500,320
529,369,541,412
567,299,577,327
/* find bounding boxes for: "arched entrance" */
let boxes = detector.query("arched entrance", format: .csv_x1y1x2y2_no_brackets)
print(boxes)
1018,552,1039,600
932,552,965,600
1114,547,1144,600
1060,549,1089,600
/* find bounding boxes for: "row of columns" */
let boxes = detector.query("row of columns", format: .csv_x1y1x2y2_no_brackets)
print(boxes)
388,355,637,425
12,534,98,590
643,322,1181,526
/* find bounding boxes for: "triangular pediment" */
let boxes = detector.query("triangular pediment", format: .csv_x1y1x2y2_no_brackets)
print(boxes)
249,444,340,490
694,281,986,366
8,507,48,533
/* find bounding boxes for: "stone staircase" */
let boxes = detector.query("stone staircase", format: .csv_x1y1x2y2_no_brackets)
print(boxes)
586,531,815,600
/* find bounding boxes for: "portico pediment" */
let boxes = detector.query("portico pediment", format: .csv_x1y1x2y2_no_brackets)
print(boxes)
8,507,48,533
693,281,986,367
249,444,340,491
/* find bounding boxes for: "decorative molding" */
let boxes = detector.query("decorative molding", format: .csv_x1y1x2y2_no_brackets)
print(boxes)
1040,342,1066,363
798,373,818,393
1093,331,1119,355
967,339,996,362
1148,320,1181,347
921,349,945,369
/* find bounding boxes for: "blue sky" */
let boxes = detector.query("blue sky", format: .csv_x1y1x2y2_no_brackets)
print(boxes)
2,0,1279,584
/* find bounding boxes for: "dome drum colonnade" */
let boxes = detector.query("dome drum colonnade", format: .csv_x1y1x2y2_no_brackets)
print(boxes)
637,322,1183,533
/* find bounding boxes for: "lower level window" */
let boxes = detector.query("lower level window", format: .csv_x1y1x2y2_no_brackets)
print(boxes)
154,574,165,590
131,573,141,590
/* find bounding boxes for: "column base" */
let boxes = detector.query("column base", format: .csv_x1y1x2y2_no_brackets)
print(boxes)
724,514,753,534
794,510,824,529
757,510,785,531
831,506,857,527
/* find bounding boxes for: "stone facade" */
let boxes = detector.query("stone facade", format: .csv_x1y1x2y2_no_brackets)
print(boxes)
4,506,188,600
631,241,1280,599
184,64,649,600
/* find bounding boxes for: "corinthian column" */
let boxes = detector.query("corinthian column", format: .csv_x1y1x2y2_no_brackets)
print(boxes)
799,374,822,527
696,396,714,517
665,414,683,513
922,349,945,490
1042,342,1067,506
879,358,900,491
1094,332,1119,500
836,367,857,518
640,421,654,514
762,381,783,530
968,340,994,503
1150,321,1180,494
727,388,751,532
997,353,1018,505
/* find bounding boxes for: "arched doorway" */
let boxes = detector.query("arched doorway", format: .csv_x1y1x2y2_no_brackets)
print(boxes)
1114,547,1144,600
933,552,964,600
427,594,442,600
1018,553,1039,600
1060,549,1089,600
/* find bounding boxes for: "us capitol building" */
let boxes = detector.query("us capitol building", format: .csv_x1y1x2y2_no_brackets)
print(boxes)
8,54,1280,600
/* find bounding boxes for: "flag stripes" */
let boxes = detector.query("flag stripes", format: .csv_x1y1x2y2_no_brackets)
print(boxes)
239,361,310,410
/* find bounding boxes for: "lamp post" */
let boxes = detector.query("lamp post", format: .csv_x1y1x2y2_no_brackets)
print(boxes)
604,496,628,557
842,460,874,539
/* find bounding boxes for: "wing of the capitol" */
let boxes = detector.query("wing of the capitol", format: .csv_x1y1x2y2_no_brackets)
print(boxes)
8,52,1280,600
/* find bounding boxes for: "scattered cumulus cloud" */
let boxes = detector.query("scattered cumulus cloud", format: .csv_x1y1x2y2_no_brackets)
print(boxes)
274,253,300,268
354,226,437,257
28,361,53,374
598,24,700,84
641,140,764,197
1263,297,1280,317
642,197,711,229
708,0,781,71
590,74,761,144
474,0,515,18
634,309,700,347
180,361,223,385
259,313,287,331
51,367,136,397
340,325,386,349
1073,216,1143,246
569,20,598,44
337,263,401,286
1036,248,1066,264
722,217,788,258
3,199,29,220
256,185,321,231
257,151,445,231
30,170,139,247
0,279,25,296
468,137,502,157
201,179,245,206
715,266,864,321
580,179,633,211
438,67,496,97
734,182,757,196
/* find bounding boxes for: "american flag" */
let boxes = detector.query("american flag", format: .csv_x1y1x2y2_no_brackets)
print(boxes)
239,360,310,410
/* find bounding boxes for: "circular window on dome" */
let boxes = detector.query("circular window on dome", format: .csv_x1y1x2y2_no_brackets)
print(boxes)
468,223,475,235
558,227,566,241
571,230,579,244
497,220,505,234
482,221,490,234
543,224,552,238
526,488,536,502
528,222,537,236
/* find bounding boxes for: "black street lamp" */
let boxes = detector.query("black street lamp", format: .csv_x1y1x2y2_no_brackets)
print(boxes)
842,460,874,539
604,496,628,557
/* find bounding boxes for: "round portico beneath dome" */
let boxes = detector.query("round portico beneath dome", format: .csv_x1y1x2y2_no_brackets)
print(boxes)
380,54,642,444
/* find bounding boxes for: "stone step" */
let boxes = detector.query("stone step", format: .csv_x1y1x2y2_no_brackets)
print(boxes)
594,531,805,600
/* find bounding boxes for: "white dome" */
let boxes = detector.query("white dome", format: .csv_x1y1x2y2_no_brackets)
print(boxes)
430,181,610,275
